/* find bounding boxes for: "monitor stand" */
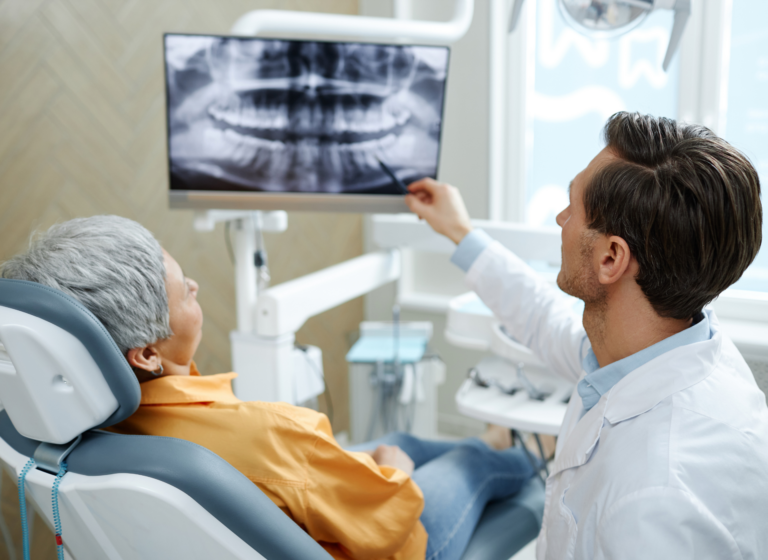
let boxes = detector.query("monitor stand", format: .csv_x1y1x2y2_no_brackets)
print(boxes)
193,210,401,406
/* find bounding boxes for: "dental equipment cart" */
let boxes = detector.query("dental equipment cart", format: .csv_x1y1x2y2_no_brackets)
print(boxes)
347,320,445,445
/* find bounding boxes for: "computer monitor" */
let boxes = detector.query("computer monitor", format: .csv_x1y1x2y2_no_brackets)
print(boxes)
164,33,450,213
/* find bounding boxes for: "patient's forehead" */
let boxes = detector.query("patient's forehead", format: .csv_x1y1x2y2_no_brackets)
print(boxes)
161,249,184,285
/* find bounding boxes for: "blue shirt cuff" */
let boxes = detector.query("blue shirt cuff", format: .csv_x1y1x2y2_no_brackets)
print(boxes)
450,229,493,272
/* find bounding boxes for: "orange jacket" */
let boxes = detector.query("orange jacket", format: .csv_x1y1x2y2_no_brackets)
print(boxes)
109,365,427,560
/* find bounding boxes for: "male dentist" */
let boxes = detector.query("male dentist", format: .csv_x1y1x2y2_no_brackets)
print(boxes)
406,112,768,559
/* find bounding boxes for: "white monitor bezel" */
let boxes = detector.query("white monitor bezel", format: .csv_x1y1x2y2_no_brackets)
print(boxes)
169,190,409,213
164,33,449,214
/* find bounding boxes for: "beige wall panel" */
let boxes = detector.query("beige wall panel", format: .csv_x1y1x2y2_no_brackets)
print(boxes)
0,0,360,418
0,0,361,555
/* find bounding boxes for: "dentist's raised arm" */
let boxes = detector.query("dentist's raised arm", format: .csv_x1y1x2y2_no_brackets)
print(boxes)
404,177,587,383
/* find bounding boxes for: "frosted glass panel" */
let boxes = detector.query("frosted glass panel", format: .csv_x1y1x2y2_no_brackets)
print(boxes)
724,0,768,293
526,0,678,227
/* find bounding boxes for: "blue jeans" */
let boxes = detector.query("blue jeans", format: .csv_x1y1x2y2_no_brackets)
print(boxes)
348,432,535,560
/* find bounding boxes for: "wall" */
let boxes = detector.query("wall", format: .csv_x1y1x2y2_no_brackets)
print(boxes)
0,0,362,432
0,0,360,555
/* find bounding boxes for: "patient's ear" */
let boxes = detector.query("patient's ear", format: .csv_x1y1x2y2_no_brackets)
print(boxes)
126,346,161,373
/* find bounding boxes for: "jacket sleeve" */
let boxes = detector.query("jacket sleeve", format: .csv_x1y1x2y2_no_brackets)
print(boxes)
303,426,425,559
466,241,588,383
594,487,741,560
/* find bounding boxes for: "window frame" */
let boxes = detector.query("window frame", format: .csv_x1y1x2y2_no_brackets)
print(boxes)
373,0,766,329
494,0,766,319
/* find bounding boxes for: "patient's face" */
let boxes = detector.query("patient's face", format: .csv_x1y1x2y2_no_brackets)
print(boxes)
154,250,203,370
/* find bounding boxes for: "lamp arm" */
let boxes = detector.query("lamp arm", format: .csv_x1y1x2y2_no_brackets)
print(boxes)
508,0,526,32
231,0,473,44
662,0,691,71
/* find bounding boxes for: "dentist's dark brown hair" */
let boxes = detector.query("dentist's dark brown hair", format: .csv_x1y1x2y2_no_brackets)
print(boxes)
584,112,762,320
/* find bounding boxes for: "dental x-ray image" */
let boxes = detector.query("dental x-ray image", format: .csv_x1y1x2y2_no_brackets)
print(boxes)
164,34,450,195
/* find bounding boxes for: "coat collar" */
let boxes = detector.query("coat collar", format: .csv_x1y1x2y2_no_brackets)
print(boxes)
603,309,720,425
550,310,722,477
551,392,608,476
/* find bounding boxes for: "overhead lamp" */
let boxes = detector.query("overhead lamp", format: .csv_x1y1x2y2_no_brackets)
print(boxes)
508,0,691,71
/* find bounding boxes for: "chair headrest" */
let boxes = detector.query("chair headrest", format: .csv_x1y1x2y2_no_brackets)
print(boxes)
0,279,140,444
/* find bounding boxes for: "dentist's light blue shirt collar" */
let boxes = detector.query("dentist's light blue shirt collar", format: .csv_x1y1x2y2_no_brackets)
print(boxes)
578,312,711,412
448,230,714,414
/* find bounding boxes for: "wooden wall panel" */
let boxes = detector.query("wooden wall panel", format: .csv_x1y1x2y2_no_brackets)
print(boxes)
0,0,362,555
0,0,361,424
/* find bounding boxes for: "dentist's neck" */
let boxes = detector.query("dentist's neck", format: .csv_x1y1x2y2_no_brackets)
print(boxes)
584,281,692,369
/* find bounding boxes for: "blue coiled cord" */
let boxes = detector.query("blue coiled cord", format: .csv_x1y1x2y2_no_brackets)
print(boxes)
52,461,68,560
17,458,35,560
17,458,69,560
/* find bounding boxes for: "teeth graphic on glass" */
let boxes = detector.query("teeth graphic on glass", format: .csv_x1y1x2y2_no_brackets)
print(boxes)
165,35,449,194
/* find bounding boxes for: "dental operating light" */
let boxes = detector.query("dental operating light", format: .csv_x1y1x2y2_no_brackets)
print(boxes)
509,0,691,71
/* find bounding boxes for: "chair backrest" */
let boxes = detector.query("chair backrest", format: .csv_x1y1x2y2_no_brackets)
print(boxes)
0,279,140,442
0,279,331,559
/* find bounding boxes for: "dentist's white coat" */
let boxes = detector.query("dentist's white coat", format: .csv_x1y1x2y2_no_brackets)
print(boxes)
466,241,768,560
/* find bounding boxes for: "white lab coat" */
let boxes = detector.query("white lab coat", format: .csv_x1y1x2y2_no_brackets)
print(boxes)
465,241,768,560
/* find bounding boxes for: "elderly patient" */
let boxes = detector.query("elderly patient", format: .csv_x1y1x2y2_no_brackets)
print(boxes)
1,216,536,560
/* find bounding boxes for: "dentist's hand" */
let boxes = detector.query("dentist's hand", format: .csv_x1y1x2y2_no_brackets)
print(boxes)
405,178,473,245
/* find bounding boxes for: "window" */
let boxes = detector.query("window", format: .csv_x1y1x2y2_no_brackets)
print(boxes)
723,0,768,293
525,0,679,228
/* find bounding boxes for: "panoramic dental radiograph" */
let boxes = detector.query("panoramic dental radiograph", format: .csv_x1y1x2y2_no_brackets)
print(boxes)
164,34,449,194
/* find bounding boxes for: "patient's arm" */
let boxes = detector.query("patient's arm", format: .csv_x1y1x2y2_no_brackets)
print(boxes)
304,419,425,558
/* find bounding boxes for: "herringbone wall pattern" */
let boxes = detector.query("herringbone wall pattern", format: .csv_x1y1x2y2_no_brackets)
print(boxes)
0,0,361,555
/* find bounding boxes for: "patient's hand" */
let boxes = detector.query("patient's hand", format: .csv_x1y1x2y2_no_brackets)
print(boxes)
405,178,473,245
365,445,415,477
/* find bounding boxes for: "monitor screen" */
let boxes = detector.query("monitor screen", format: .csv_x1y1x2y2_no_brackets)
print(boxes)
164,34,450,212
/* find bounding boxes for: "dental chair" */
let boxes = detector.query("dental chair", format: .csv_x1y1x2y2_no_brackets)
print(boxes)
0,278,543,559
0,278,331,559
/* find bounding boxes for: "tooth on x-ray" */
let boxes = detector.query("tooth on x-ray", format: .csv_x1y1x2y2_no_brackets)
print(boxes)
164,34,450,194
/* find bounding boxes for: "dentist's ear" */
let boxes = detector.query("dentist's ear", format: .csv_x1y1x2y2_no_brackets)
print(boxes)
596,235,634,285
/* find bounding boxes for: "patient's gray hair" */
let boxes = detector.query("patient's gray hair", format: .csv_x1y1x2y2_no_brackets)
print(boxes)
1,216,172,353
